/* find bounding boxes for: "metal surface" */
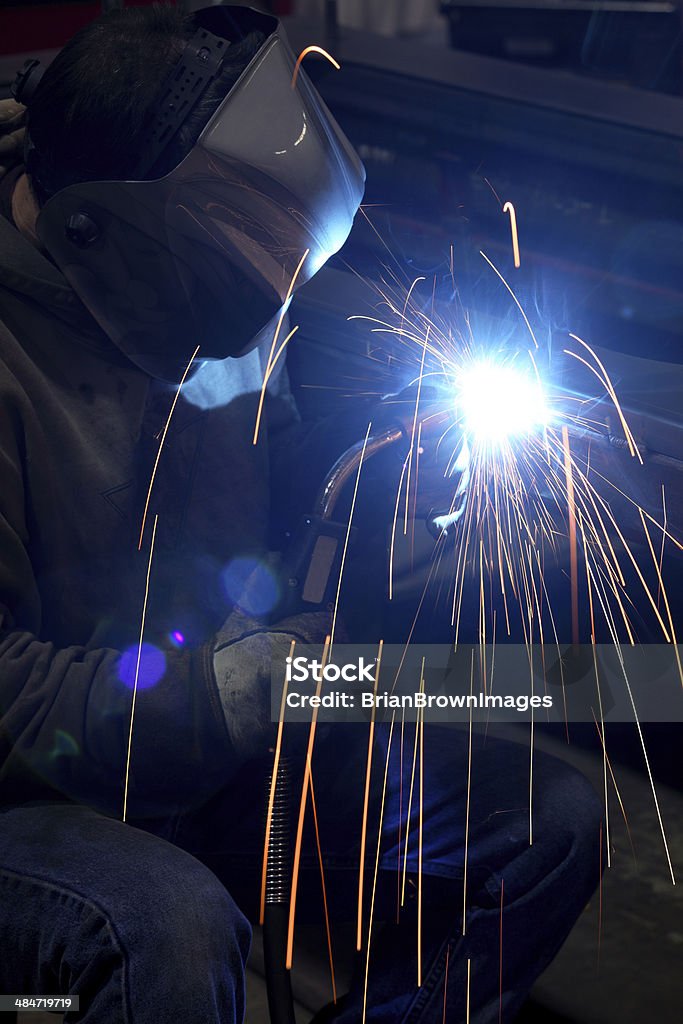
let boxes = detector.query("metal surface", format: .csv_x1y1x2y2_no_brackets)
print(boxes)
325,0,338,36
283,15,683,368
283,15,683,137
441,0,675,10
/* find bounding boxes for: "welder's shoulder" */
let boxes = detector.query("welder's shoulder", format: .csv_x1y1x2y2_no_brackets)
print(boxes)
0,240,45,386
0,309,36,408
0,233,68,404
0,295,50,471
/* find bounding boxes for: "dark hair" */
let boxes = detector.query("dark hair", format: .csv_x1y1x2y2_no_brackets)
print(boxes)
26,4,265,203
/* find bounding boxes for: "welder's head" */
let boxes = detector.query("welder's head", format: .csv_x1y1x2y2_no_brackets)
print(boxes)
19,4,365,381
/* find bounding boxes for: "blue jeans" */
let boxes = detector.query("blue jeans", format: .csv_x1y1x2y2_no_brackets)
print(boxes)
0,728,603,1022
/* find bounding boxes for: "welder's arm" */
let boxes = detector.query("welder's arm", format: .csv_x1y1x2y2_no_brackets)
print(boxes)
0,445,226,815
0,589,326,816
0,463,324,818
0,608,226,816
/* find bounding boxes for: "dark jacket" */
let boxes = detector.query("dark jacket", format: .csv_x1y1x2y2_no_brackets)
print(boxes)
0,197,320,819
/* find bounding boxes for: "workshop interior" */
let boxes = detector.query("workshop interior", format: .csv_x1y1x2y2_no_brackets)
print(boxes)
1,1,682,1022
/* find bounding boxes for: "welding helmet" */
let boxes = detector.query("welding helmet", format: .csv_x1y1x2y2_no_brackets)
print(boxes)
32,5,365,381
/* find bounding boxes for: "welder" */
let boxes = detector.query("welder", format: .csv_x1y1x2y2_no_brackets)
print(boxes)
0,5,603,1022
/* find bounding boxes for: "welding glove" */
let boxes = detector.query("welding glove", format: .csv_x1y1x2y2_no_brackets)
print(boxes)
212,564,332,765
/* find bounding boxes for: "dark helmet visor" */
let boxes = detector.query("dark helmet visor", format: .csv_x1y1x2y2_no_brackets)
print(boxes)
36,13,365,381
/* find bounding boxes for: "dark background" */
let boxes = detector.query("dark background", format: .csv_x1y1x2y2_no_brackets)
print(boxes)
1,4,682,1022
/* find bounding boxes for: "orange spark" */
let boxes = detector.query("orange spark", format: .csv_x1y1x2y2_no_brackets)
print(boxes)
404,330,429,535
123,514,159,822
639,508,683,689
498,878,504,1024
287,636,331,968
598,821,603,970
462,653,474,935
253,249,309,446
362,712,396,1024
417,668,425,986
592,711,637,867
330,422,372,648
562,426,580,647
657,485,667,607
567,334,643,464
401,696,421,906
291,45,341,90
309,770,337,1004
397,708,405,924
357,640,384,951
502,201,521,268
138,347,200,549
389,453,410,601
529,649,534,847
262,324,299,391
586,564,611,868
466,958,472,1024
480,250,539,348
610,627,676,884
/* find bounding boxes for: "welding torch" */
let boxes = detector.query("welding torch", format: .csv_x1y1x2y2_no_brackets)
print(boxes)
275,400,455,620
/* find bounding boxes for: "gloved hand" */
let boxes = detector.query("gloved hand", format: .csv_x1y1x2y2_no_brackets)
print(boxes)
212,568,332,764
0,100,26,182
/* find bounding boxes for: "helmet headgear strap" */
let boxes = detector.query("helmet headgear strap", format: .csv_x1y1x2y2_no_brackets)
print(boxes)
11,25,229,197
132,25,230,179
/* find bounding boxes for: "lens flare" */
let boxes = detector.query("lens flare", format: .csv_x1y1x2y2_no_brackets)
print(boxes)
456,360,548,446
118,643,166,691
222,556,280,617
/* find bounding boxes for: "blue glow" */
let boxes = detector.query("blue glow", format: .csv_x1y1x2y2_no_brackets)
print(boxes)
48,729,80,761
169,630,185,647
181,306,293,411
222,557,279,617
456,359,548,447
118,643,167,691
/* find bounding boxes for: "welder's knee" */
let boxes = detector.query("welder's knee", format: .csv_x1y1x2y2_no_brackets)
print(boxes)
0,803,251,1023
531,750,605,899
110,832,252,1016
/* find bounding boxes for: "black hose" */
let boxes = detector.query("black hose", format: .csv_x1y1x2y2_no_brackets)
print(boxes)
263,755,296,1024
